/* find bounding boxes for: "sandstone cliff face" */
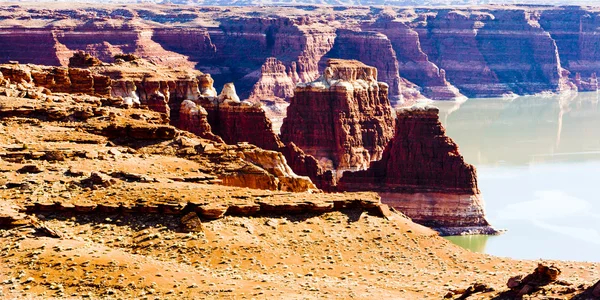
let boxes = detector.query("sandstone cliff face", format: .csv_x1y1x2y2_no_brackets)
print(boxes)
178,100,224,143
539,8,600,88
414,9,573,97
321,29,403,98
197,83,284,151
55,26,195,69
234,147,318,192
0,63,111,96
247,57,297,103
1,57,327,193
363,19,465,100
5,6,600,100
338,106,493,233
281,59,395,174
229,17,336,101
0,62,317,194
0,29,70,66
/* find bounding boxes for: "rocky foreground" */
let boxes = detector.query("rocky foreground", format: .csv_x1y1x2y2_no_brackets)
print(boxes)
0,57,598,299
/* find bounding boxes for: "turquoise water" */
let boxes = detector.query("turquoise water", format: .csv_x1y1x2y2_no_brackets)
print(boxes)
435,92,600,262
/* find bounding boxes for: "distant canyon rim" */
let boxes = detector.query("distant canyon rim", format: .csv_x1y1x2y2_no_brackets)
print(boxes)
2,4,600,104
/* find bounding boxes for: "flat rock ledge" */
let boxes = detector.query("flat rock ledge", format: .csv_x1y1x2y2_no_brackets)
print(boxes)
18,194,391,221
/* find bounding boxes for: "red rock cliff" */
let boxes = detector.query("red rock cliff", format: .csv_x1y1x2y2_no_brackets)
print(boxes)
2,6,599,100
321,29,403,98
362,18,465,101
185,81,335,190
281,59,395,174
338,106,494,234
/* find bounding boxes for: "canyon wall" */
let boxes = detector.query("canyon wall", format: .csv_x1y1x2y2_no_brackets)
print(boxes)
5,5,600,102
321,29,402,98
338,106,494,234
0,60,320,194
281,59,395,174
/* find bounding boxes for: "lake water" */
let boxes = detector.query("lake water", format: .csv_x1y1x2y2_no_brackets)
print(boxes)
434,92,600,262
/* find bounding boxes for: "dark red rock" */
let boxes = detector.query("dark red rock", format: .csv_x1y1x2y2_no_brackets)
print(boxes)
362,19,464,100
322,29,403,97
281,59,395,173
338,106,494,233
69,51,102,68
280,142,335,192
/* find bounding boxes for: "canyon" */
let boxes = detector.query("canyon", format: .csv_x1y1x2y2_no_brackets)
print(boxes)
1,3,600,299
0,52,491,233
2,5,600,105
0,56,598,299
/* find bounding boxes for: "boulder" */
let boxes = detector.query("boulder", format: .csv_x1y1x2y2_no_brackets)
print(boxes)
507,264,561,296
180,212,203,233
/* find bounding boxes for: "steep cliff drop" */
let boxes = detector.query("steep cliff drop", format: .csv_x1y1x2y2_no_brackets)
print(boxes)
362,16,465,101
338,106,496,235
320,28,427,106
280,59,395,176
192,81,336,191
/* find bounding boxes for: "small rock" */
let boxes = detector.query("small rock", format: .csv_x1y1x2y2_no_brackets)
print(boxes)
266,219,279,229
180,212,203,233
108,148,121,156
17,165,44,174
82,172,117,188
85,150,99,159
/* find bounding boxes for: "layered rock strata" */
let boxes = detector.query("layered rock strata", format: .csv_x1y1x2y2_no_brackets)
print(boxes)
247,57,297,103
0,64,316,193
322,29,403,97
338,106,495,235
196,82,284,151
362,18,465,100
281,59,395,174
5,6,600,100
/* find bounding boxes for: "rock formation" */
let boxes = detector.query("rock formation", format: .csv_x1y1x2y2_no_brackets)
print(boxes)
338,106,495,234
248,57,297,103
281,59,395,174
178,100,223,142
322,29,403,97
0,61,316,193
362,18,465,100
506,264,562,297
6,6,600,100
196,83,284,151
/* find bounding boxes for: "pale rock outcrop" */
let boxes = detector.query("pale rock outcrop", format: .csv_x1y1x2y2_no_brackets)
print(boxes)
111,80,141,106
218,82,241,103
236,148,317,192
198,74,217,98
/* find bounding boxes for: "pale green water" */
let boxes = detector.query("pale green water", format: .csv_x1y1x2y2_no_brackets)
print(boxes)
434,92,600,262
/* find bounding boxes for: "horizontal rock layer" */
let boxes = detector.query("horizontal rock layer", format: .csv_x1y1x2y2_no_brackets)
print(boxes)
4,5,600,100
